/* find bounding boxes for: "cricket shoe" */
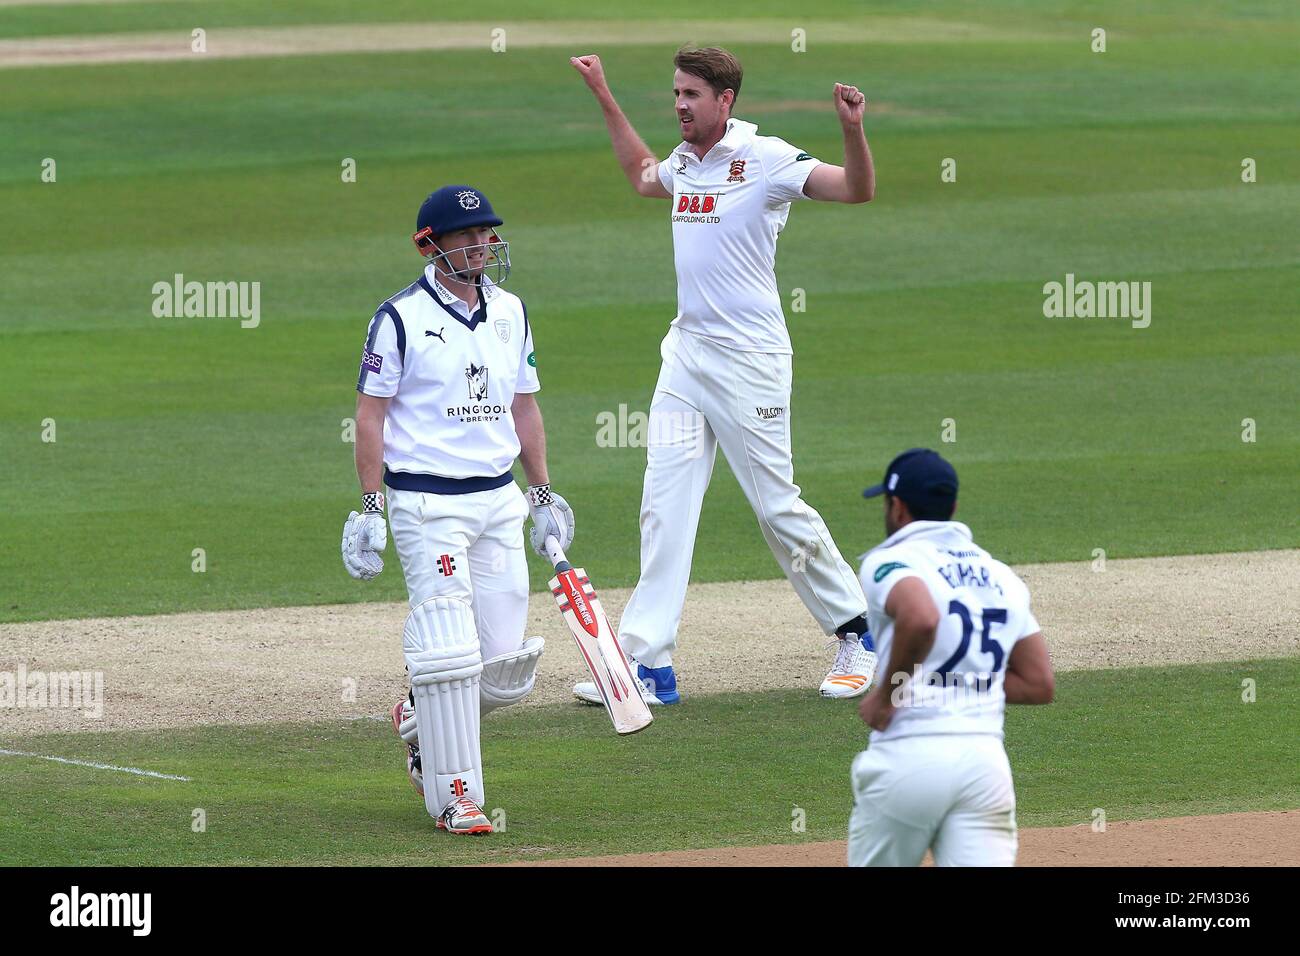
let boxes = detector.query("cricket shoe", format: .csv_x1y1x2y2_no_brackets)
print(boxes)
573,661,679,706
819,632,878,699
437,797,494,835
391,698,423,796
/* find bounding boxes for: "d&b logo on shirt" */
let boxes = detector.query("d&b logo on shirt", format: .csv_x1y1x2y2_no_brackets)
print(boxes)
676,193,719,214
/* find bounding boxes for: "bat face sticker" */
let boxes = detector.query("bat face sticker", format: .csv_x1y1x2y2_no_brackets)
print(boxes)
465,363,489,401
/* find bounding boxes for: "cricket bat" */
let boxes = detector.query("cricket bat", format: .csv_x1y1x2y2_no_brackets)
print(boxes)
544,535,653,735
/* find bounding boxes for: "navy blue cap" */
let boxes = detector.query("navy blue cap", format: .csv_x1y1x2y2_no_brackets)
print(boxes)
862,448,958,514
415,185,503,238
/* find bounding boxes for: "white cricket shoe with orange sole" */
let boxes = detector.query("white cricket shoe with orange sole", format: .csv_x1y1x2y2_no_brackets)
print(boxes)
819,632,878,699
438,796,494,835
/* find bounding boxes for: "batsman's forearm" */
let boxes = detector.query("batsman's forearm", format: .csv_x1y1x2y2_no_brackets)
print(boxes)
355,418,385,494
594,90,659,193
513,394,550,486
841,122,875,202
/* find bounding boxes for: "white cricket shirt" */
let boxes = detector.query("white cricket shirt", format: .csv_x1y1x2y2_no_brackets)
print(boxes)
656,118,822,354
356,264,539,488
859,521,1041,743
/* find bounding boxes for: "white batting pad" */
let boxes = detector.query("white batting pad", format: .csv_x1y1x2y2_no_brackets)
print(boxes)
403,597,484,817
480,637,545,715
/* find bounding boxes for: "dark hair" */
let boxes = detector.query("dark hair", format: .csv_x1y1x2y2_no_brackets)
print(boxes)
888,493,956,522
674,46,743,104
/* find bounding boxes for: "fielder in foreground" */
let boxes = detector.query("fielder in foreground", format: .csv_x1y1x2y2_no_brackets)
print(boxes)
341,185,575,834
851,449,1055,866
571,46,879,705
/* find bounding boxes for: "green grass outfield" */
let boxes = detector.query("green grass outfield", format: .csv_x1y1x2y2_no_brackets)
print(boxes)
1,658,1295,866
2,1,1298,623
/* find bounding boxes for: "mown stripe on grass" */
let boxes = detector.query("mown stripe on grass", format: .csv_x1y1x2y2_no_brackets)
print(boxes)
0,18,1068,69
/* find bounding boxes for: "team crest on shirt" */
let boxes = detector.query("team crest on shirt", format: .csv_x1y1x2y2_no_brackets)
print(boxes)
494,318,511,343
726,159,746,182
466,363,489,400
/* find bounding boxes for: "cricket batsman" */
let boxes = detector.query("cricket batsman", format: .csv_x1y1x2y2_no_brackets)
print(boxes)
570,46,879,704
341,185,575,834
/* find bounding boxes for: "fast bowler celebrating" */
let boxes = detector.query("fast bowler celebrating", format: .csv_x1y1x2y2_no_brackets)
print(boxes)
342,185,575,835
571,46,879,704
851,450,1055,866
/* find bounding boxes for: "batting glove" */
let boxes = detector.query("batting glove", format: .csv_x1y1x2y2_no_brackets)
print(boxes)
342,492,388,580
526,484,575,558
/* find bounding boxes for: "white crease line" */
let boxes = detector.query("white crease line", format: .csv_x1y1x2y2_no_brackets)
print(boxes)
0,748,191,781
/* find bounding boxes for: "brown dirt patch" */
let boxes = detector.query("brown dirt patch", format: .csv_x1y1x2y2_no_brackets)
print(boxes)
0,549,1295,736
504,810,1300,866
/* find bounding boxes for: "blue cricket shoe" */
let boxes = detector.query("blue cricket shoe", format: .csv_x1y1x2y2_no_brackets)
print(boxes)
572,660,680,706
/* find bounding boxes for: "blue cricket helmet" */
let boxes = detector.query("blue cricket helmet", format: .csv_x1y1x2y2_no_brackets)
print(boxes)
415,185,503,237
412,185,511,285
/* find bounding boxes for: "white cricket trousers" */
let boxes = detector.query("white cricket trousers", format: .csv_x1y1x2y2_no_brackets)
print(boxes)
848,735,1018,867
387,483,530,661
619,326,868,668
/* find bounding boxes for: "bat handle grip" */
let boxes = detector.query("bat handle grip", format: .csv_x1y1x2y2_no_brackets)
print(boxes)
544,535,572,572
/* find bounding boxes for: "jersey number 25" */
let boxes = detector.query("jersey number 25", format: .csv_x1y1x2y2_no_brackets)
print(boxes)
934,600,1008,679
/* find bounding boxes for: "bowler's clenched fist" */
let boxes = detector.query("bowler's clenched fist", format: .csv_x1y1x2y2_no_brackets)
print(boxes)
833,82,867,126
570,54,609,93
